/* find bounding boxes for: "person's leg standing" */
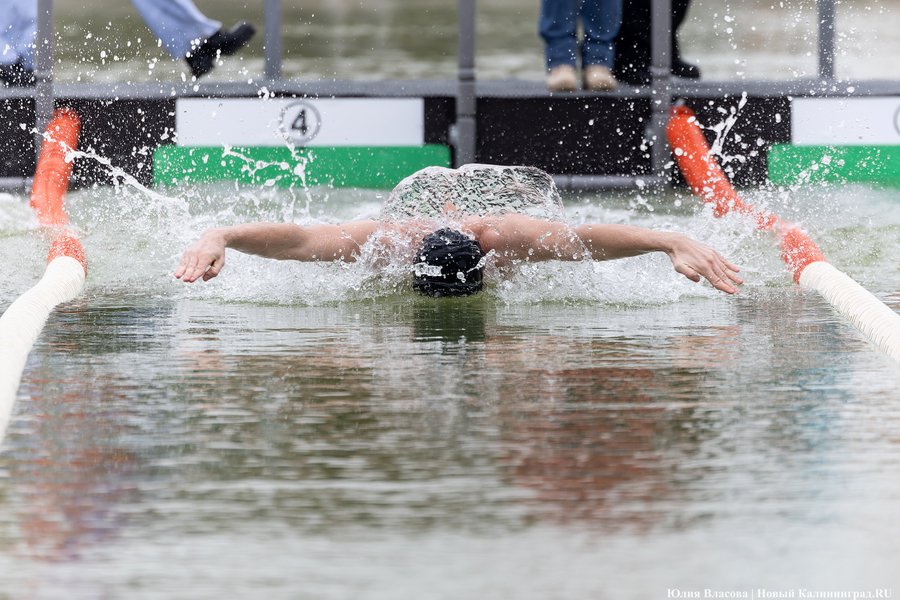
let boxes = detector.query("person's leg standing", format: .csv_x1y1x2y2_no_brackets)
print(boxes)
580,0,621,90
130,0,255,78
671,0,699,78
130,0,220,60
612,0,649,84
614,0,698,85
539,0,580,91
0,0,37,85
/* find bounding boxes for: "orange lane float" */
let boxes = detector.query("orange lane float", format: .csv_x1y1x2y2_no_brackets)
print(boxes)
0,107,87,441
667,103,900,363
667,104,826,283
31,107,87,272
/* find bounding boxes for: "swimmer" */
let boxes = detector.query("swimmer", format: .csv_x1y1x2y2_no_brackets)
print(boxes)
174,166,742,296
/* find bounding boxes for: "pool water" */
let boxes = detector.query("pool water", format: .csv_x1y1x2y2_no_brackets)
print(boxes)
2,178,900,596
5,0,900,594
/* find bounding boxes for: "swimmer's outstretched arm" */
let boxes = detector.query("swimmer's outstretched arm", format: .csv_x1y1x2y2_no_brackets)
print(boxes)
174,220,378,283
573,223,742,294
471,214,742,294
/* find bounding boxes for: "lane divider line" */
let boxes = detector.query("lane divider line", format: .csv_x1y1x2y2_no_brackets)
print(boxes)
0,108,86,440
667,104,900,364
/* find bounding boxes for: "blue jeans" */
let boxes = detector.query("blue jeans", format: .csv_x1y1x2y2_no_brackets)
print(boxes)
0,0,220,67
0,0,36,69
539,0,622,70
130,0,220,58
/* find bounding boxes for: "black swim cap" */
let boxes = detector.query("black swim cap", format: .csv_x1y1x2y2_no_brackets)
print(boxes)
412,228,486,297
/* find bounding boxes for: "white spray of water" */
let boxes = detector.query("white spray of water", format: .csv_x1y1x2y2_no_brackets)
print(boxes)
9,107,897,308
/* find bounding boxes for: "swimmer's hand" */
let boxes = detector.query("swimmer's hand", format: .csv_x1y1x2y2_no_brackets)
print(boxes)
174,230,226,283
666,234,742,294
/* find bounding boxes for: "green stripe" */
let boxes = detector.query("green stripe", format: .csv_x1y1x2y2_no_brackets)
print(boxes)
153,145,452,189
768,144,900,186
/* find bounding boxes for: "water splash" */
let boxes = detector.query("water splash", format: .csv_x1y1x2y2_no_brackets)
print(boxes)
6,169,900,308
62,145,189,221
220,143,316,219
703,91,749,169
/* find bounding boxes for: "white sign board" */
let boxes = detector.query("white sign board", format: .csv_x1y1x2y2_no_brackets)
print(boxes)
175,98,425,147
792,97,900,146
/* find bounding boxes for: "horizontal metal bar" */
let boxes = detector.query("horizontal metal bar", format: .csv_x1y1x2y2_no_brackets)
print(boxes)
4,172,668,193
1,78,899,102
552,175,668,192
0,178,33,192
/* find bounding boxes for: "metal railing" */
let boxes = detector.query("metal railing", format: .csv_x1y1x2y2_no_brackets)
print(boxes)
264,0,282,81
34,0,55,160
452,0,840,181
13,0,841,189
454,0,478,167
648,0,673,180
818,0,836,79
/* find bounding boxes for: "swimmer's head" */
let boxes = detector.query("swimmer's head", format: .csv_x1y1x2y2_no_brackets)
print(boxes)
412,228,486,297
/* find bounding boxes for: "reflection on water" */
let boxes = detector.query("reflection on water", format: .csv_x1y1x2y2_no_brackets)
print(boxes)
2,286,900,594
411,298,488,343
4,132,900,594
2,0,900,591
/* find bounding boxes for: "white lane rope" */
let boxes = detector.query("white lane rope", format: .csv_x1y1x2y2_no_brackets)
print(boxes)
799,261,900,364
0,256,86,440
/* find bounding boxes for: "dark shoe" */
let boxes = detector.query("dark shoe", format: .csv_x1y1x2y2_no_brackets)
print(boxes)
672,57,701,79
0,58,35,87
185,21,257,79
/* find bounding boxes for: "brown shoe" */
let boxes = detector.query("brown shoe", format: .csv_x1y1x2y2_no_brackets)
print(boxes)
583,65,618,91
546,64,579,92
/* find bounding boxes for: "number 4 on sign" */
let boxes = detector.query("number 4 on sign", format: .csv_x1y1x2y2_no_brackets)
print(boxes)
292,109,308,135
280,100,321,145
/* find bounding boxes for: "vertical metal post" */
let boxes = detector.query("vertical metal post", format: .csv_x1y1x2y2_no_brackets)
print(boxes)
818,0,835,80
264,0,283,81
454,0,477,167
34,0,55,159
649,0,672,182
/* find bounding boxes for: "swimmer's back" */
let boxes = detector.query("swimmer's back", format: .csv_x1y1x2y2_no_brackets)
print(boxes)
380,164,567,222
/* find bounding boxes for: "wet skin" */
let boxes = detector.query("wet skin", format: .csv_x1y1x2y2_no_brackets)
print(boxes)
174,214,742,294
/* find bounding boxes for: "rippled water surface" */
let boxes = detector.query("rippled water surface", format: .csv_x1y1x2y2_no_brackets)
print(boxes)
3,178,900,597
4,0,900,597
